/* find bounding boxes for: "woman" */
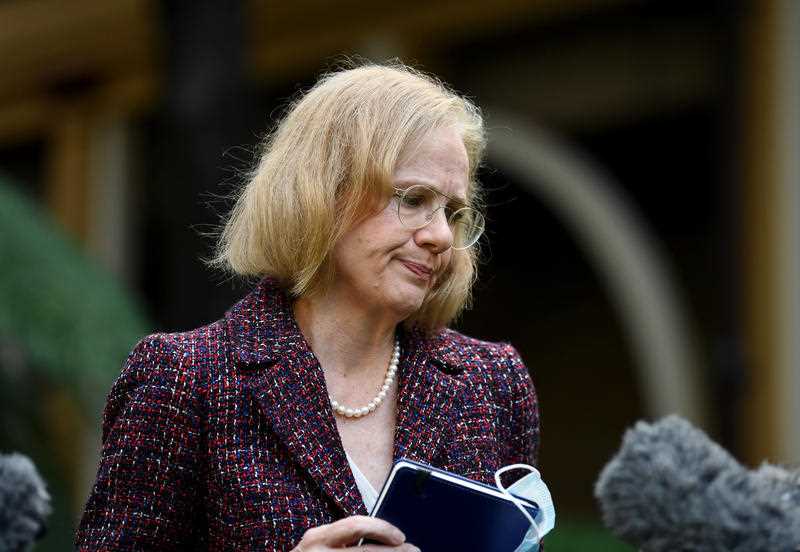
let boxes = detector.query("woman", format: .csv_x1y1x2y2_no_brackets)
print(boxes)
76,63,540,551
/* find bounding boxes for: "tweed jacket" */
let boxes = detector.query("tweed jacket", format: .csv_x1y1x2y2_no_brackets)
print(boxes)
76,278,541,551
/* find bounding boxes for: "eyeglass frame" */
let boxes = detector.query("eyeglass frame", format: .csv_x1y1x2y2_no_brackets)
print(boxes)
391,184,484,250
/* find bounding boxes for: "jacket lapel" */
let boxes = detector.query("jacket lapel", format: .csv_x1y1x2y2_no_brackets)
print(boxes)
393,330,466,465
227,280,366,516
245,354,368,516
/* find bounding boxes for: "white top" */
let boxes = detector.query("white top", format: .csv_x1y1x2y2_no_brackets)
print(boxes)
345,451,379,512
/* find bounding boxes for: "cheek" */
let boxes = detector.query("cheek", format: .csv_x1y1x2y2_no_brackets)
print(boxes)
336,227,402,277
333,206,414,282
361,208,405,244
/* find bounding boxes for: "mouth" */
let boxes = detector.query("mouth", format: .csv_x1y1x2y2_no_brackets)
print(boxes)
399,259,433,280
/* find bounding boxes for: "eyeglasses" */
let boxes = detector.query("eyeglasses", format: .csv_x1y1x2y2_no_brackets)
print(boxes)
392,184,485,250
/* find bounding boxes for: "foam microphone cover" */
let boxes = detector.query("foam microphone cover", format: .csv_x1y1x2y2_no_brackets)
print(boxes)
595,415,800,552
0,452,51,552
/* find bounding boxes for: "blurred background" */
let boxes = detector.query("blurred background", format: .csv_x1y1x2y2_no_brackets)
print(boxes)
0,0,798,549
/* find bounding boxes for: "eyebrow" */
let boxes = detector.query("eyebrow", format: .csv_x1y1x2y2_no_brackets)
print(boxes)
393,178,469,206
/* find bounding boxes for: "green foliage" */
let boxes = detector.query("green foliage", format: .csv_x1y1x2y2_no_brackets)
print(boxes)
0,178,149,407
544,517,635,551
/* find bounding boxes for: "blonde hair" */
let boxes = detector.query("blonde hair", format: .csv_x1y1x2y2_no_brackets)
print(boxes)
211,62,486,330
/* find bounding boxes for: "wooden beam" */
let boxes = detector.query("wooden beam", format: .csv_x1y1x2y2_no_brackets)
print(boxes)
0,0,632,145
247,0,631,80
740,0,782,464
0,97,52,146
0,73,156,148
0,0,157,102
45,101,92,241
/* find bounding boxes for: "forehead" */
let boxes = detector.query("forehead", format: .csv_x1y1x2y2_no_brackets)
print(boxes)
392,126,470,201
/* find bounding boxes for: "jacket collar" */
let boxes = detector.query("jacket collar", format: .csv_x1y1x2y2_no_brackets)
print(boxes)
225,279,467,516
226,278,465,371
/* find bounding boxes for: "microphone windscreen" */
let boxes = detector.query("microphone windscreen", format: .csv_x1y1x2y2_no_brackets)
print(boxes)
0,452,51,552
595,416,800,552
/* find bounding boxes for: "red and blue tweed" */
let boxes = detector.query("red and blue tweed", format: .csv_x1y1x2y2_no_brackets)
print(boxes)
76,278,540,551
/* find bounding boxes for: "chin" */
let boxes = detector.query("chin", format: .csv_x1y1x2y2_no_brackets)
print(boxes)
387,282,427,318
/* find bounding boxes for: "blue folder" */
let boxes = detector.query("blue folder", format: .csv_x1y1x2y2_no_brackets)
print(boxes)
365,458,539,552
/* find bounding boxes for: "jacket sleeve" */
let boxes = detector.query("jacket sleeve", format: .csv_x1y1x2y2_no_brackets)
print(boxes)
76,334,207,550
501,344,541,467
501,345,545,550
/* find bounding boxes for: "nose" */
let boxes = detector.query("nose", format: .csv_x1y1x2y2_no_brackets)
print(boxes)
414,207,453,253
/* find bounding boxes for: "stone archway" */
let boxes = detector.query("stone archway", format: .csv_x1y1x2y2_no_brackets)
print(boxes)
488,114,706,425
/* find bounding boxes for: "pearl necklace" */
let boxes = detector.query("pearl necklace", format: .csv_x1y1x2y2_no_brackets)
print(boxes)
329,339,400,418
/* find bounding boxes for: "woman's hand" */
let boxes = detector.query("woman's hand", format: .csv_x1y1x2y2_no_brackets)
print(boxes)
292,515,420,551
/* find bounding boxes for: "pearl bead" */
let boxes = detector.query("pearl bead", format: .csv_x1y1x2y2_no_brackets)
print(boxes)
329,338,400,419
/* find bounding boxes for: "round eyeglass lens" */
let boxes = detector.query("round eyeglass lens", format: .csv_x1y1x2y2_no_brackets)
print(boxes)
395,184,484,249
449,207,484,250
396,185,437,229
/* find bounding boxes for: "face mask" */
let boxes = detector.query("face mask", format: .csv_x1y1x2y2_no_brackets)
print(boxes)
495,464,556,552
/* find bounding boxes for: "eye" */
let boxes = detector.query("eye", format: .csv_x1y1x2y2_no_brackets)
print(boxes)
448,208,465,223
449,207,476,228
399,189,428,209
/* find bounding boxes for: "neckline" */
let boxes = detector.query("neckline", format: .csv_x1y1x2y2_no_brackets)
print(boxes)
344,450,379,510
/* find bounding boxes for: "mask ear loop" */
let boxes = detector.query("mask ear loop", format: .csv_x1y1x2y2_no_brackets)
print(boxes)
494,464,543,544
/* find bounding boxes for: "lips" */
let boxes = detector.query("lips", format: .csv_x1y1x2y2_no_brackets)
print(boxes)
400,259,433,279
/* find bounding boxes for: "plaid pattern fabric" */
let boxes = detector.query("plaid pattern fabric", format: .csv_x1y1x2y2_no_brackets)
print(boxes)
76,278,540,551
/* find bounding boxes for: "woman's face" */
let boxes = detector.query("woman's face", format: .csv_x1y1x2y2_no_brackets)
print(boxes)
331,125,470,321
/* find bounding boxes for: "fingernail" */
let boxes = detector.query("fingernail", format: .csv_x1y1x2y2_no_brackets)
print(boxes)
395,529,406,542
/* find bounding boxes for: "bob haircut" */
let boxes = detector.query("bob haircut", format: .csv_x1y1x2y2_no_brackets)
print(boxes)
211,62,486,331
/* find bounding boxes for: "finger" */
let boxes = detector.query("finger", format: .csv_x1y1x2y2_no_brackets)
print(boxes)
341,543,421,552
322,516,406,547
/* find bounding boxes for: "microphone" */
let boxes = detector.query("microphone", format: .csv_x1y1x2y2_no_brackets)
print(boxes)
0,452,51,552
595,415,800,551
